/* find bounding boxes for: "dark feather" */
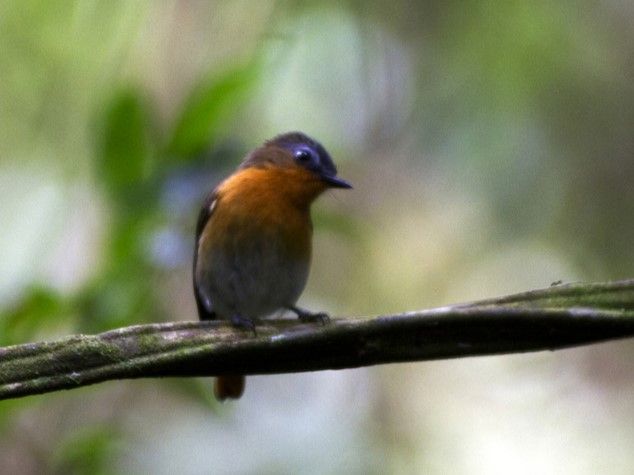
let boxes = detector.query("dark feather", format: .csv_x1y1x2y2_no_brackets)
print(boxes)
193,188,218,320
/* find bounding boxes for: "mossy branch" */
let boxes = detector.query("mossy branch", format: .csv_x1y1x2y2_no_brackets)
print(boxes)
1,280,633,400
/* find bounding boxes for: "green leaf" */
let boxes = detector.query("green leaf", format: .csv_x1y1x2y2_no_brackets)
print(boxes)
51,424,122,475
0,286,66,346
75,271,159,333
166,64,258,158
99,89,153,193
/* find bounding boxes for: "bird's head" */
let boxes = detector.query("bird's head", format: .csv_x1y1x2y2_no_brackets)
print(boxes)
240,132,352,199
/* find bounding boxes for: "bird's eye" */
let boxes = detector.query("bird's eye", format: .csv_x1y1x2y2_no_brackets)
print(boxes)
294,150,312,162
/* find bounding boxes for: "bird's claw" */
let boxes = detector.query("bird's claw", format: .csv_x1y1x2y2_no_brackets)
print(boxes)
288,306,330,325
231,314,257,336
300,311,330,325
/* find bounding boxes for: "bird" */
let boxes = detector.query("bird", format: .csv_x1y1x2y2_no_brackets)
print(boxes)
193,131,352,400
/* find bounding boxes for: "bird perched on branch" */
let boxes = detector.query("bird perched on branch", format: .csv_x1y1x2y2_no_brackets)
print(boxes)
193,132,351,400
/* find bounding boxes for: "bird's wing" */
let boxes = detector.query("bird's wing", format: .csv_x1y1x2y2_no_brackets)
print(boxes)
193,188,218,320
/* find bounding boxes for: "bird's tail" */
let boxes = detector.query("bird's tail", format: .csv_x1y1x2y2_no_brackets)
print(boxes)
214,375,245,401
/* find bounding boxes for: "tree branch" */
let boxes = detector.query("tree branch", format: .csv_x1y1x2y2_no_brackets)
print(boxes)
1,280,633,400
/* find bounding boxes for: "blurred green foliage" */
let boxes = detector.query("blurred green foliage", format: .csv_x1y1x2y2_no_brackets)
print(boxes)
0,1,632,474
100,89,154,200
51,425,121,475
0,286,66,346
167,65,259,158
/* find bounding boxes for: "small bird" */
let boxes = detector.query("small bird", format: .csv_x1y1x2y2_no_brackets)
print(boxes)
193,132,351,400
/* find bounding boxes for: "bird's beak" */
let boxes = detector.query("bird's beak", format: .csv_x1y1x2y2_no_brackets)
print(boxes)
322,175,352,189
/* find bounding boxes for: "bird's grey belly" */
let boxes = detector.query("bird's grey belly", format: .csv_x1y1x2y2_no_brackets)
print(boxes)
198,238,309,319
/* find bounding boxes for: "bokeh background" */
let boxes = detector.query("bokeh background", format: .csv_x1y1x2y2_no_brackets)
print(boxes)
1,1,633,473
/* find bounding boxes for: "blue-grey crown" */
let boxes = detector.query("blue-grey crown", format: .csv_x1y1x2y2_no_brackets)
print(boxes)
267,132,338,177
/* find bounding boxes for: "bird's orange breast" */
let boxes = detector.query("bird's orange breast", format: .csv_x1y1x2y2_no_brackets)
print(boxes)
200,166,322,260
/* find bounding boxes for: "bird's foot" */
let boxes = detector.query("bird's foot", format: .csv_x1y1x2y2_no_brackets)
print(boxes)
231,314,257,336
287,306,330,325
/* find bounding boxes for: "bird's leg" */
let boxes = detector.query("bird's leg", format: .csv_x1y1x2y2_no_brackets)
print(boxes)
286,305,330,325
230,314,257,336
